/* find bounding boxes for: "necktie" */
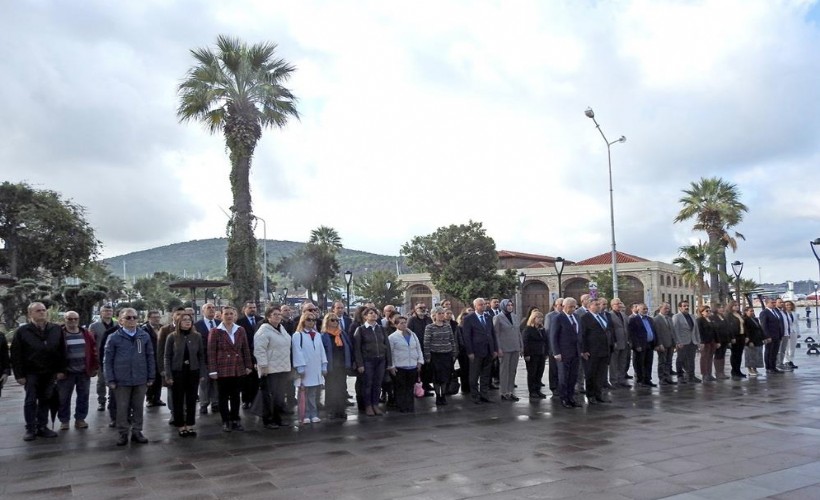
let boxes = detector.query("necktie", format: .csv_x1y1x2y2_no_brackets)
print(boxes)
250,316,255,327
569,315,577,333
595,314,606,329
479,314,485,326
209,320,215,329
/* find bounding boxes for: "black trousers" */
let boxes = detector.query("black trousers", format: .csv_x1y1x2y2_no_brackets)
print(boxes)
456,351,471,393
394,367,417,412
242,368,259,404
145,371,163,403
729,342,745,374
765,337,781,370
547,355,559,391
584,355,609,399
525,355,546,395
217,376,243,423
469,354,493,400
632,343,655,384
261,373,288,425
170,368,198,427
557,357,579,403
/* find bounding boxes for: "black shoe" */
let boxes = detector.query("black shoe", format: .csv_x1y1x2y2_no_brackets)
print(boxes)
625,375,634,379
587,397,597,405
200,406,208,415
788,362,798,369
346,401,355,407
131,432,148,444
645,382,658,388
670,370,679,376
97,404,105,412
692,377,703,383
423,391,435,398
23,429,36,441
596,397,611,403
604,383,615,389
116,433,129,446
211,404,218,412
222,423,232,432
665,379,677,385
472,398,482,405
537,392,547,399
241,402,251,409
37,427,58,438
108,421,116,428
571,399,584,407
231,422,244,431
488,384,500,390
479,396,495,404
618,382,632,388
435,396,442,406
509,394,520,401
561,400,573,408
154,400,166,407
168,418,175,426
264,423,280,430
281,408,294,415
441,395,448,405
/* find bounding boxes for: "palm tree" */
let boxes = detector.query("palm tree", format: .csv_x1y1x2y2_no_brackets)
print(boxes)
177,35,299,305
308,226,342,309
674,177,748,305
673,241,718,307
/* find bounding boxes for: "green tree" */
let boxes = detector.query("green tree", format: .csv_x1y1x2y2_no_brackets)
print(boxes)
674,177,748,305
53,282,108,326
0,279,54,328
353,270,406,310
400,221,518,303
308,226,342,308
133,272,183,312
585,269,627,302
0,181,99,280
672,241,718,307
75,261,125,304
177,35,299,306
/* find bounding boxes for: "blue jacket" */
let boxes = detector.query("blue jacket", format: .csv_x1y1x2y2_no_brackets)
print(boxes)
549,313,580,359
104,328,155,387
322,331,353,372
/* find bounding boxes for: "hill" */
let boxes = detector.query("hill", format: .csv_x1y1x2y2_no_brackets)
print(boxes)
103,238,403,280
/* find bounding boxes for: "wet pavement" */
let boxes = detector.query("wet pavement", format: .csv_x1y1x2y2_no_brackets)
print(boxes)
2,352,820,499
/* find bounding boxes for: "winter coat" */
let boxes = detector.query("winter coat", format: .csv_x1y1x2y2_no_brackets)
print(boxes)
11,322,67,378
292,330,328,387
103,328,155,387
207,324,253,378
164,330,206,377
254,322,292,374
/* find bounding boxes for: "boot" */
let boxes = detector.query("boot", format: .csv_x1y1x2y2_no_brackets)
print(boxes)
714,359,728,379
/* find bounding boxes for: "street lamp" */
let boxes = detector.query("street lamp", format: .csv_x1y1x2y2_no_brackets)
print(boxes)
282,287,288,305
586,107,626,298
811,238,820,339
554,257,565,297
344,270,353,314
518,272,526,287
252,215,268,301
731,260,743,305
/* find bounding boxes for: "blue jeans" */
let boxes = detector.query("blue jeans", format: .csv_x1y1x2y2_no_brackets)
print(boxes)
363,358,386,407
58,372,91,422
24,373,56,430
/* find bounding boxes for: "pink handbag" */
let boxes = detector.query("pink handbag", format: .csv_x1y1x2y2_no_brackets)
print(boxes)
414,377,425,398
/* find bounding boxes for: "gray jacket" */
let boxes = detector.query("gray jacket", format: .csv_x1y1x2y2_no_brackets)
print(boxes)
493,311,522,352
164,330,206,377
653,313,677,348
609,310,629,350
672,312,701,345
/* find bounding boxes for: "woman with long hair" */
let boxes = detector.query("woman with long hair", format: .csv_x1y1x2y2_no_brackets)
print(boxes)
165,313,205,437
697,305,718,382
711,304,731,379
321,312,353,420
353,307,391,416
254,305,292,429
743,307,765,377
522,310,548,399
423,306,457,406
726,301,746,379
292,312,328,424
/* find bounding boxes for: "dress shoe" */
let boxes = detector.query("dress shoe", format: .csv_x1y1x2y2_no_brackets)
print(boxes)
154,400,166,406
692,377,703,383
168,418,175,426
625,374,634,379
37,427,58,438
108,421,116,428
373,407,384,416
571,400,584,407
346,401,355,407
537,392,547,399
787,362,798,369
130,432,148,444
561,400,574,409
75,419,88,429
670,370,679,376
200,406,208,415
642,382,658,388
116,433,129,446
23,429,36,441
97,403,105,412
595,397,611,403
211,404,219,412
587,397,597,405
242,402,251,409
231,422,244,431
479,396,495,404
488,384,499,390
618,382,632,388
509,394,520,401
529,393,542,399
604,383,615,389
222,423,232,432
60,422,70,431
665,379,677,385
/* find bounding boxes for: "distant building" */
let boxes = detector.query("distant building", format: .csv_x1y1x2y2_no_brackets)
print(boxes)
399,250,697,314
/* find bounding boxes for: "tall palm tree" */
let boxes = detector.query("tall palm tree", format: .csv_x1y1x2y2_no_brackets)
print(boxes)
308,226,342,309
177,35,299,305
674,177,748,305
673,241,718,307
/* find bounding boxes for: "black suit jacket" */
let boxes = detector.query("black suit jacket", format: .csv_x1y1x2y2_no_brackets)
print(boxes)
580,314,612,358
461,312,497,357
628,315,656,350
550,313,580,359
236,315,264,353
759,308,784,341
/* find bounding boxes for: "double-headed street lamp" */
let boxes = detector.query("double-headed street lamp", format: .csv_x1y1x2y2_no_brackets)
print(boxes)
554,257,565,298
731,260,744,305
344,270,353,315
585,107,626,298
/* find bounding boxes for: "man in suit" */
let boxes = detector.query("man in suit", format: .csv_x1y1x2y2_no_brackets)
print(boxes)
545,298,564,395
195,303,219,414
551,297,581,408
653,302,677,385
628,304,657,387
142,310,165,407
580,299,613,404
759,298,784,374
608,298,631,388
461,298,498,404
237,301,264,408
332,301,351,336
672,301,701,383
574,294,591,393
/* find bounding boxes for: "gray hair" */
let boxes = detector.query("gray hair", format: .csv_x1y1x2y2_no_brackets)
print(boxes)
431,306,446,316
563,297,578,308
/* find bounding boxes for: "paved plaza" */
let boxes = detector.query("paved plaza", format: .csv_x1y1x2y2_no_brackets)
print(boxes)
2,353,820,499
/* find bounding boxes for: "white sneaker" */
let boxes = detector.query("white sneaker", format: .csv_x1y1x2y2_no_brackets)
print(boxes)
302,418,311,424
310,417,321,423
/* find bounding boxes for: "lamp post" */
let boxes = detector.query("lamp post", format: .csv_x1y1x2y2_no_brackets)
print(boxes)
385,280,393,311
554,257,565,297
585,107,626,298
282,287,288,306
518,272,526,311
344,270,353,315
731,260,743,306
252,215,268,301
811,238,820,339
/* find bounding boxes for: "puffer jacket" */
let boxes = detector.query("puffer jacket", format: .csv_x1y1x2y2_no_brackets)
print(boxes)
103,328,155,387
11,322,67,378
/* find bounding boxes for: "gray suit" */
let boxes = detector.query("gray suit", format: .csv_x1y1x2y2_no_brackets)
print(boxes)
672,312,700,381
654,314,676,382
573,307,589,392
493,312,521,395
609,310,629,385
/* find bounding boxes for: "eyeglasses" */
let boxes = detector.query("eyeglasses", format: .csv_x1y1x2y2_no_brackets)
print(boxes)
328,319,338,323
123,316,138,320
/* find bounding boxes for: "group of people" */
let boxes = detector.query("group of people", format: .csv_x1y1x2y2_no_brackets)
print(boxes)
1,292,801,445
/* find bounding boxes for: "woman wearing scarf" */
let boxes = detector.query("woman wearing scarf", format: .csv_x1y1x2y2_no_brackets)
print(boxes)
388,315,423,413
254,305,292,429
493,299,522,401
321,312,353,420
353,307,391,416
164,313,205,437
292,312,328,424
423,306,457,406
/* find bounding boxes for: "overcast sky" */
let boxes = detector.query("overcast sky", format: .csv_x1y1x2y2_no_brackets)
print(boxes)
2,0,819,283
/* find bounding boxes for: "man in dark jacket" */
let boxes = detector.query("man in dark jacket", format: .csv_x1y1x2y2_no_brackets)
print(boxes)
236,301,263,408
461,298,498,404
580,299,613,404
628,304,658,387
142,310,165,407
407,303,433,393
551,298,581,408
104,308,155,446
0,331,10,398
11,302,67,441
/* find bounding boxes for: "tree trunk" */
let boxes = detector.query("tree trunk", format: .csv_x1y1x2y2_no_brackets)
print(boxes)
707,232,720,306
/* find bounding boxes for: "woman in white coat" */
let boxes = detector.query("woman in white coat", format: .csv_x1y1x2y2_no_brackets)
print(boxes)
292,311,327,424
254,305,292,429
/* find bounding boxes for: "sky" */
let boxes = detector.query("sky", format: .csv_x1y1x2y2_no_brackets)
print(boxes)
2,0,820,284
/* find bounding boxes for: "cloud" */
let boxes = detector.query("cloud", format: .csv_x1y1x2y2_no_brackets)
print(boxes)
1,0,819,282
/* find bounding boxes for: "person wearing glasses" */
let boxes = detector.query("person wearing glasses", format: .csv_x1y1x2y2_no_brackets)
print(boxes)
208,306,253,432
292,312,328,423
320,312,353,420
103,308,155,446
254,305,292,428
57,311,99,431
11,302,67,441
